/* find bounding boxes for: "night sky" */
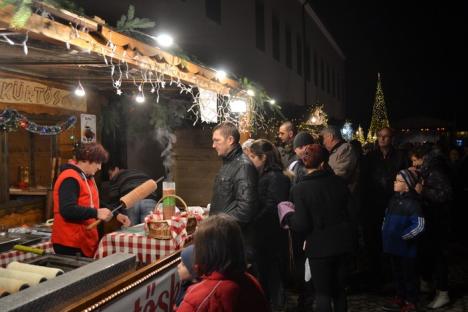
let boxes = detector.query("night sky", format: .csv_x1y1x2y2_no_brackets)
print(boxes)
310,1,467,129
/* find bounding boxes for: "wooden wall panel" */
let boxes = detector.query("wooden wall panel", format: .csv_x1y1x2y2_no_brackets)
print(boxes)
173,128,221,207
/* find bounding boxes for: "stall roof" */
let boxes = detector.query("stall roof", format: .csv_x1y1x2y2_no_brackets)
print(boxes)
0,3,238,95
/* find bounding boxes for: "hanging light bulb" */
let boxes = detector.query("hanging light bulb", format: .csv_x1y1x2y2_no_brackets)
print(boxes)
135,92,145,104
74,81,86,97
247,89,255,97
215,70,227,81
269,99,276,105
230,98,247,113
155,34,174,47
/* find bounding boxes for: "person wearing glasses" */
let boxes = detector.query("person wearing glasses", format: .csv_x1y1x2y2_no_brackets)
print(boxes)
381,169,424,312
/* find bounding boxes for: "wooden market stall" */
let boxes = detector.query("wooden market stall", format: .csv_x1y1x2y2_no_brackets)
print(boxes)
0,2,246,310
0,1,240,223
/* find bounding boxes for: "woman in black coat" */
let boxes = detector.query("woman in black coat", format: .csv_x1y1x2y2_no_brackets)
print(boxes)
279,144,355,312
248,139,290,311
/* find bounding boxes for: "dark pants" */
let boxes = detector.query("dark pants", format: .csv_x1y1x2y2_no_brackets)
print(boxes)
309,254,348,312
256,244,285,308
390,255,418,304
418,222,449,291
362,200,390,284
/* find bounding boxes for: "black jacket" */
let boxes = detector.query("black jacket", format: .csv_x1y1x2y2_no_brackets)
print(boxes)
108,169,158,207
255,167,290,247
278,143,297,168
210,145,258,228
287,170,355,258
364,146,408,206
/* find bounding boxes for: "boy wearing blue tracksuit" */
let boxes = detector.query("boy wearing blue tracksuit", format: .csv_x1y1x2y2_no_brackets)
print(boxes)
382,169,424,312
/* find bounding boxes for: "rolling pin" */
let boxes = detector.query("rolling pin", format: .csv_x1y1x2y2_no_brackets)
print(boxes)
86,178,160,230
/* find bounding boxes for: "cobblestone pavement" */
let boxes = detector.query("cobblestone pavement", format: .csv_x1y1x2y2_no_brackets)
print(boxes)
284,242,468,312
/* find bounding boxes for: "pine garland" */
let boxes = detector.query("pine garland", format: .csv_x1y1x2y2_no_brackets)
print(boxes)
116,5,155,33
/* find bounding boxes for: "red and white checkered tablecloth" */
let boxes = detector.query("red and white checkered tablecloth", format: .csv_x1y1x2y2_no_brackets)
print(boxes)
0,240,53,267
94,232,180,264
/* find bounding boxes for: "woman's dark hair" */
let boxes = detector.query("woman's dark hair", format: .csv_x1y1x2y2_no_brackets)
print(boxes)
249,139,283,171
409,144,432,159
194,214,246,276
75,143,109,163
302,144,327,169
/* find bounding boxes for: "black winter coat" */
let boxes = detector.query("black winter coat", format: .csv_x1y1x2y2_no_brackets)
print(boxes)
287,170,355,258
210,145,258,228
363,147,408,207
419,151,452,237
254,167,290,248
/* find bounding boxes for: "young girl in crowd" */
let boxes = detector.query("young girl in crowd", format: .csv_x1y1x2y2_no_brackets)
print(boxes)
382,169,424,312
177,214,269,312
248,139,290,311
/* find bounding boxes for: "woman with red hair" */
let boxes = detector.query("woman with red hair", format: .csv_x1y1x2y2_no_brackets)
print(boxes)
52,143,130,257
278,144,356,312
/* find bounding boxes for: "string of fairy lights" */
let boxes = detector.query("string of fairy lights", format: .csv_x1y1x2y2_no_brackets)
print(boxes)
0,4,372,140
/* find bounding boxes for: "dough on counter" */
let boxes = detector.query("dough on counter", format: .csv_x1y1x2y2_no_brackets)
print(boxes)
0,287,10,297
6,261,64,279
0,277,29,293
0,268,47,285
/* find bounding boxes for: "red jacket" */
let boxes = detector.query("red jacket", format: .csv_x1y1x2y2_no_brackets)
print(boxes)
51,165,99,257
177,271,270,312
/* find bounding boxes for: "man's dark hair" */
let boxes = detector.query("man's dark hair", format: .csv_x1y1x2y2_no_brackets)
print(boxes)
280,121,296,135
75,143,109,163
250,139,283,170
213,122,240,144
194,214,247,276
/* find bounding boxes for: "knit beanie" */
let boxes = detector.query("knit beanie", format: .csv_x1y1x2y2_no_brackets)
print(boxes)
293,132,314,149
399,169,420,190
181,245,195,277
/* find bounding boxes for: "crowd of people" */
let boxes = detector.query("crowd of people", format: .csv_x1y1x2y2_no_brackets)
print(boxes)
50,121,468,312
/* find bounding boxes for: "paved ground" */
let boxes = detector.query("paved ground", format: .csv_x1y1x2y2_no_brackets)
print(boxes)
284,241,468,311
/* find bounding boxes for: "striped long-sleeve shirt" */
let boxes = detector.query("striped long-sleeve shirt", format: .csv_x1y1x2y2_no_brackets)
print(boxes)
382,192,424,258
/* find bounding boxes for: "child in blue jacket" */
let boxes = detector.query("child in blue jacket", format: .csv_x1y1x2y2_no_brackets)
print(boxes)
382,169,424,312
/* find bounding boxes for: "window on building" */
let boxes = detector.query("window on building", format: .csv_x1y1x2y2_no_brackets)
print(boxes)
255,0,265,51
304,43,311,81
272,12,280,61
296,34,302,76
285,25,292,68
205,0,221,24
320,58,324,90
313,51,318,87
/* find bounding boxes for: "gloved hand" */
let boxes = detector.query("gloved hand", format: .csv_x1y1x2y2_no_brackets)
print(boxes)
277,201,295,229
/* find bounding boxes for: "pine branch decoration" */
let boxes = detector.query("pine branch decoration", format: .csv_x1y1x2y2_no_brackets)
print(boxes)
116,5,155,33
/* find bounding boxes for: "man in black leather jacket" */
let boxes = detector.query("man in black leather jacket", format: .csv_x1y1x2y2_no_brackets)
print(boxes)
210,122,258,259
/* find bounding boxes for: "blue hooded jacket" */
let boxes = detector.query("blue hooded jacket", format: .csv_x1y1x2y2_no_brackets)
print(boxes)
382,192,424,258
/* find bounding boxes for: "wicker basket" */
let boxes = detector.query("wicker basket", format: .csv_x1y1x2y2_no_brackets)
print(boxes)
147,194,197,239
147,220,171,240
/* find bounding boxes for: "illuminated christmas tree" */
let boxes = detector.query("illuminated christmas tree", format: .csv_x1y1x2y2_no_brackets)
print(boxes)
367,73,390,142
354,125,366,144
